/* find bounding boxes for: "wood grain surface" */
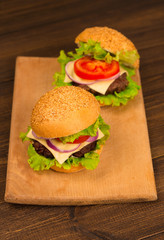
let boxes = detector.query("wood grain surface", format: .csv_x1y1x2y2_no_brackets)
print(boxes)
4,57,157,205
0,0,164,239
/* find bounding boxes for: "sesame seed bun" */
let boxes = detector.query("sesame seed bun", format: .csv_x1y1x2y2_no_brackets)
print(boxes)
50,145,103,173
31,86,100,138
75,26,139,68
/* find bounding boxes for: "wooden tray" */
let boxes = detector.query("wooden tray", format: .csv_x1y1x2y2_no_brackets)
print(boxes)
4,56,157,205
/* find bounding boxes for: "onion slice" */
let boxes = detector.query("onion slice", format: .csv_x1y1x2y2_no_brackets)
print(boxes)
32,130,54,140
86,131,99,142
65,61,120,85
46,139,81,153
32,131,46,139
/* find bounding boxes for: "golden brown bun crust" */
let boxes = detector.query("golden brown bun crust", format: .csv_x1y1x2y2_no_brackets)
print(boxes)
50,145,103,173
50,164,85,173
31,86,100,138
75,26,139,68
99,102,105,107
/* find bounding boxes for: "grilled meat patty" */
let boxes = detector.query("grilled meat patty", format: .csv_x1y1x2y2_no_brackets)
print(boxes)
33,140,54,158
33,140,97,159
72,141,97,157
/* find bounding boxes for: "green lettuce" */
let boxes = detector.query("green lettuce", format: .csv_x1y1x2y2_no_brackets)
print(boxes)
20,115,110,171
69,40,107,60
27,144,100,171
97,115,110,145
53,40,140,106
19,126,31,142
28,144,55,171
115,49,140,66
53,51,72,87
54,151,100,170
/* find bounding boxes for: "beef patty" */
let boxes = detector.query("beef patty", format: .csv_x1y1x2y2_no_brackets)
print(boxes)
33,140,97,159
72,141,97,157
73,72,128,95
33,140,54,158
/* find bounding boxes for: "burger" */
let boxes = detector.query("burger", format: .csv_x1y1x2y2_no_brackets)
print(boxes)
20,86,110,173
53,26,140,106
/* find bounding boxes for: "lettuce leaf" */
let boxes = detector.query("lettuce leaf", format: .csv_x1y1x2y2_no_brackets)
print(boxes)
71,40,107,60
53,50,72,87
19,126,31,142
27,144,100,171
28,144,55,171
27,140,102,171
116,50,140,66
96,115,110,146
54,151,100,170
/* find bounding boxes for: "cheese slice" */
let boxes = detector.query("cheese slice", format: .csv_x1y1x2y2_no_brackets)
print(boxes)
27,129,104,165
86,79,115,95
64,61,127,95
64,72,72,83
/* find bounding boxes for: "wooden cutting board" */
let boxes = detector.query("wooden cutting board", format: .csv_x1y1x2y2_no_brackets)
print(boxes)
5,56,157,205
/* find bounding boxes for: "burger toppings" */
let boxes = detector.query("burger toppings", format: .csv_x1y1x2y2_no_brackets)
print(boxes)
32,140,97,159
74,72,129,95
86,131,98,142
74,57,119,80
57,131,98,144
53,39,140,106
65,59,128,95
46,139,81,153
20,114,110,171
73,135,90,143
65,59,121,95
26,127,104,165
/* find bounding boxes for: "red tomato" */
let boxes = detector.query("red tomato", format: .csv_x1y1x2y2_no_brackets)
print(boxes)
57,135,90,144
74,57,119,80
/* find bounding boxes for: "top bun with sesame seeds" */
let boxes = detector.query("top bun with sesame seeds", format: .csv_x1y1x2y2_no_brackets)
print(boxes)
75,26,139,68
31,86,100,138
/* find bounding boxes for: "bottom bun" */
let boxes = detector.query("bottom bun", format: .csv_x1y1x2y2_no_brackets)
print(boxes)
50,145,103,173
99,102,105,107
50,164,85,173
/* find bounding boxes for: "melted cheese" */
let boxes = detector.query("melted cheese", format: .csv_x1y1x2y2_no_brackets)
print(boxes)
27,129,104,164
64,61,127,95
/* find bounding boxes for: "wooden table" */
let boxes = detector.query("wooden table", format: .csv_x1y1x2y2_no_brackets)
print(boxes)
0,0,164,239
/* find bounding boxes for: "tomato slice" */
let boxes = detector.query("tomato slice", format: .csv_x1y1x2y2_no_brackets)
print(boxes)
74,57,119,80
57,135,90,144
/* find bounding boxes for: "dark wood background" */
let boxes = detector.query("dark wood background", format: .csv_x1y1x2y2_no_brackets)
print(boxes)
0,0,164,239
